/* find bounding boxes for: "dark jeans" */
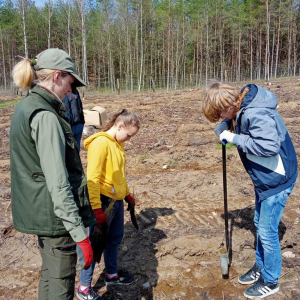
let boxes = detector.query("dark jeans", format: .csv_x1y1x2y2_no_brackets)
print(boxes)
38,235,77,300
80,198,124,286
71,123,84,151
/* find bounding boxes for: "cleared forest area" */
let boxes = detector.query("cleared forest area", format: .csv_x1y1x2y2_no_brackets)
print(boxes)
0,77,300,299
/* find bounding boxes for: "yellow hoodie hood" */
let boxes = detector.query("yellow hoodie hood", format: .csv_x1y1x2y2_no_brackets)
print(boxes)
84,132,124,151
83,132,129,209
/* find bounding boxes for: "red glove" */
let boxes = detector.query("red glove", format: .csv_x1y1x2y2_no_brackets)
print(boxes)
76,237,93,270
125,194,136,207
94,208,108,226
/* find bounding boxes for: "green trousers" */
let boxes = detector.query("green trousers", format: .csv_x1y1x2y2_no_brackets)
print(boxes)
38,236,77,300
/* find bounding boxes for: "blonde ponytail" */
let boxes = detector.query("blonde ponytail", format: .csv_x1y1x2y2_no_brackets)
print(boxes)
12,58,35,90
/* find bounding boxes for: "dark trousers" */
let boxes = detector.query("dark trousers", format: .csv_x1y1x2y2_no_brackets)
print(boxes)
80,198,124,286
38,235,77,300
71,123,84,151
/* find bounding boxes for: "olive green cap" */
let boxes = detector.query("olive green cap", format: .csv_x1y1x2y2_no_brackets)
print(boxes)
33,48,86,87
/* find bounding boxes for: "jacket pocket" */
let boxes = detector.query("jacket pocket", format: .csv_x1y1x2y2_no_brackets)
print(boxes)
31,171,46,182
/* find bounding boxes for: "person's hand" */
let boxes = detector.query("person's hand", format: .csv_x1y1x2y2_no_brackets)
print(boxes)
125,194,136,208
76,236,93,270
219,130,236,145
93,208,108,226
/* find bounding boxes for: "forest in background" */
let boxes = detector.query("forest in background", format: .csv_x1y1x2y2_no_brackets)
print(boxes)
0,0,300,92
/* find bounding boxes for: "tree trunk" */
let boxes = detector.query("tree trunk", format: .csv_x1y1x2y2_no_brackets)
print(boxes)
167,0,171,91
275,1,281,78
47,0,53,49
125,1,130,91
287,2,293,76
175,28,179,89
257,27,262,80
138,0,143,92
67,1,71,55
293,14,297,76
0,24,7,90
265,0,270,81
250,28,253,81
238,30,241,81
76,0,88,85
182,5,186,88
270,21,275,78
20,0,28,58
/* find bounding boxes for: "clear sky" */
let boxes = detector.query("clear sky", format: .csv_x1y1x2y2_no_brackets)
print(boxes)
34,0,47,8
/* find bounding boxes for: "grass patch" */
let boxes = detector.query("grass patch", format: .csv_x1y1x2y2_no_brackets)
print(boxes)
216,143,235,150
0,99,21,108
168,160,179,168
140,153,148,162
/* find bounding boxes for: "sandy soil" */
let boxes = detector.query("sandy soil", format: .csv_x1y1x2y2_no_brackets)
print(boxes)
0,78,300,300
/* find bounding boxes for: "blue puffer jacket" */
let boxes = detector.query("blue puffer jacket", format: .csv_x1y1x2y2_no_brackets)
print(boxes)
218,84,298,201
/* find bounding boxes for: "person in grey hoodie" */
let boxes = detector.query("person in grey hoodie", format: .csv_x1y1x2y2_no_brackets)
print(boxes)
202,82,298,299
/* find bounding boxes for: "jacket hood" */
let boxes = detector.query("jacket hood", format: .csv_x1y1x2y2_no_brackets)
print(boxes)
84,132,124,151
240,84,277,110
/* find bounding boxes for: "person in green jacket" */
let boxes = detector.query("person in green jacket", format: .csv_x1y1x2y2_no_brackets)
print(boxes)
10,48,97,300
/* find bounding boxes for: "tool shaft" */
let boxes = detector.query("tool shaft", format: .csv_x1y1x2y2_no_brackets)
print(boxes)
222,144,229,251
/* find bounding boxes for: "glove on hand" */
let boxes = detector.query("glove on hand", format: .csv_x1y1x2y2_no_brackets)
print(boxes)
125,194,136,209
94,208,108,226
219,130,236,145
76,237,93,270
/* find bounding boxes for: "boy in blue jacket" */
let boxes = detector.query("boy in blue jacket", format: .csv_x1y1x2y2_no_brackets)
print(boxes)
202,82,298,299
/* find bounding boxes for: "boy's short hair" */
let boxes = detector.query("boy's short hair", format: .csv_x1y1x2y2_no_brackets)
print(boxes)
202,82,240,122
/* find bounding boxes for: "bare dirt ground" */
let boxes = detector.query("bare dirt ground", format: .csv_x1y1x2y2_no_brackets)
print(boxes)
0,78,300,300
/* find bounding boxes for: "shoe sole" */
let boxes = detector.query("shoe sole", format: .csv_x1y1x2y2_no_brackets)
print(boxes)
76,292,84,300
244,287,279,299
238,277,259,285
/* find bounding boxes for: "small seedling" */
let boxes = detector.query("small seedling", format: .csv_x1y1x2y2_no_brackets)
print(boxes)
140,153,148,162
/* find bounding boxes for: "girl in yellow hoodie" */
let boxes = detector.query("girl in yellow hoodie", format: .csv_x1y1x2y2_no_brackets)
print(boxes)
77,109,140,300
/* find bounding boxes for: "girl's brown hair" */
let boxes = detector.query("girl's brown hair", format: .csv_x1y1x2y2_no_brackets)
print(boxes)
12,58,69,90
202,82,240,122
102,109,140,132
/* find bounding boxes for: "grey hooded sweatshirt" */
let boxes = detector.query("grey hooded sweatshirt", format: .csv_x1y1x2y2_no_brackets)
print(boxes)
217,84,298,201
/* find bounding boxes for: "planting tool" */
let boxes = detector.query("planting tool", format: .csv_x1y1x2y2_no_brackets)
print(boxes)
220,143,230,278
222,143,230,251
128,205,139,230
125,198,139,230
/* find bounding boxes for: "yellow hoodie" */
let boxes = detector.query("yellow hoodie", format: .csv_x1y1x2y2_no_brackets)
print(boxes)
84,132,130,210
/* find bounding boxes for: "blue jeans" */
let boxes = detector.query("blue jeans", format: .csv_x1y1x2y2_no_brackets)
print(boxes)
254,182,295,284
71,123,84,151
80,199,124,286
